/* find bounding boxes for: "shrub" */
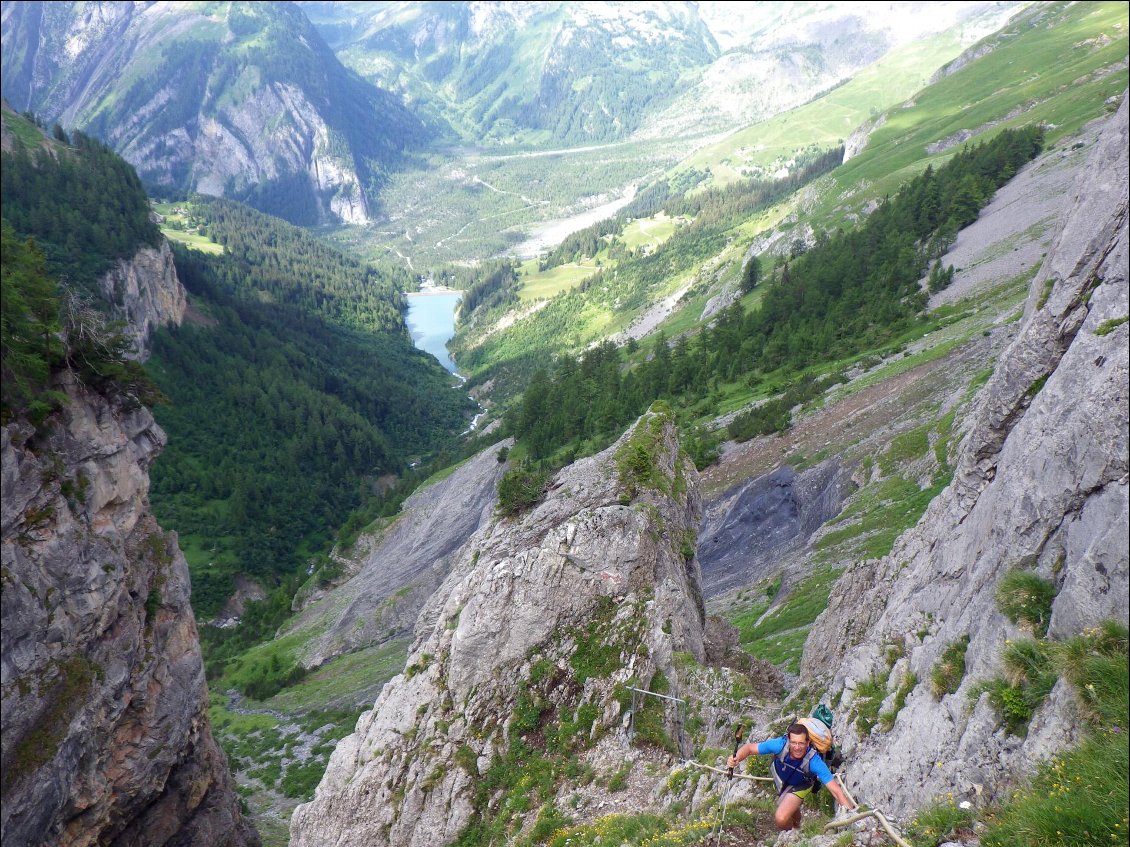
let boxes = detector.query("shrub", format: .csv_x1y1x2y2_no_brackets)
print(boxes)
931,635,970,697
1094,316,1128,336
879,672,918,730
995,570,1056,635
972,638,1057,735
496,465,548,516
607,763,632,791
279,758,327,799
852,673,887,734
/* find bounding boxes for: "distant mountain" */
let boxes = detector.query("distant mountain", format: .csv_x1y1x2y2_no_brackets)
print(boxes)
0,0,425,225
639,0,1024,138
300,1,1021,146
298,0,720,145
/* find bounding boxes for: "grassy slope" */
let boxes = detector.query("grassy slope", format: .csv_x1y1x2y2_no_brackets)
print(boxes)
815,2,1129,225
682,19,989,182
209,638,409,847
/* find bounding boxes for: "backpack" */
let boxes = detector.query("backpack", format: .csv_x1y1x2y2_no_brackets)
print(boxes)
789,704,843,794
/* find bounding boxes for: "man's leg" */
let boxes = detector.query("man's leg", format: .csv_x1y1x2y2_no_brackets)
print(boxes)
774,792,803,830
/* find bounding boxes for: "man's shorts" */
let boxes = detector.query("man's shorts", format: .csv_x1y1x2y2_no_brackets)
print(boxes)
779,783,814,801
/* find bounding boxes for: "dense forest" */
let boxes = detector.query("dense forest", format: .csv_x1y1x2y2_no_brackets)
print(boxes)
443,260,522,322
507,126,1045,465
189,195,413,333
149,224,473,617
0,124,161,291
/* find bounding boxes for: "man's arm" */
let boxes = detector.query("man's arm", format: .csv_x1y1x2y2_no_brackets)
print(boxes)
727,737,784,768
826,776,857,811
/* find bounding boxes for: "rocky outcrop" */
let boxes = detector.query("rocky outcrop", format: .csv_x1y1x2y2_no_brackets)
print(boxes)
292,439,514,669
1,375,257,847
804,94,1129,815
698,459,853,598
97,239,186,360
842,113,886,162
289,412,706,847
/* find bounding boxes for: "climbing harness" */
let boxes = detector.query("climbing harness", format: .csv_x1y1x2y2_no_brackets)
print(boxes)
772,745,820,795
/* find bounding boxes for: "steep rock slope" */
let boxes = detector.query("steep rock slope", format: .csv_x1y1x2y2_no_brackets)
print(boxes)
805,94,1129,814
1,377,257,847
98,239,186,360
291,438,514,668
290,412,705,846
698,460,853,598
0,1,422,224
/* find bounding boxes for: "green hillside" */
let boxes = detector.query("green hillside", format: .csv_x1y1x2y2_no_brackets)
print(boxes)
147,199,473,617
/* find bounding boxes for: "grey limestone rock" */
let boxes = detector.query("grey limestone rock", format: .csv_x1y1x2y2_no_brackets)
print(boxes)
698,459,854,598
803,93,1129,815
294,438,515,669
1,375,257,847
289,412,706,847
97,239,187,361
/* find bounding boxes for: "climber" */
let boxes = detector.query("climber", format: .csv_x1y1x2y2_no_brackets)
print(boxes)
727,722,857,831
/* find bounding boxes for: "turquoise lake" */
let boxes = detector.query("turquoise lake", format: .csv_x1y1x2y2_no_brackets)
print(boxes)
406,292,462,374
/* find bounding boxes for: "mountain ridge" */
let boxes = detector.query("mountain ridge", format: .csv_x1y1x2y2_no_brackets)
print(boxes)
0,0,424,225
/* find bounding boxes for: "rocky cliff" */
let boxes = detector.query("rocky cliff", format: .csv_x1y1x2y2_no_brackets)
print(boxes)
0,1,422,225
291,438,514,669
698,459,853,598
97,238,186,360
0,376,258,847
804,94,1129,814
289,411,706,846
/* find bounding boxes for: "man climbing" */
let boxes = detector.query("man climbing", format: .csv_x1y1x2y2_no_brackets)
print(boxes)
727,722,857,830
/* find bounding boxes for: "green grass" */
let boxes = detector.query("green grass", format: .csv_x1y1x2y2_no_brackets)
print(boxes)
728,569,840,673
931,635,970,697
414,455,475,492
1094,316,1128,336
996,570,1056,636
518,260,599,301
907,798,976,845
981,622,1128,847
620,213,678,250
264,640,408,712
2,108,52,149
814,1,1129,227
815,474,949,562
161,227,224,254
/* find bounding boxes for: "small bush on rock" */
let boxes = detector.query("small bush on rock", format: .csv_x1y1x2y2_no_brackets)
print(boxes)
995,570,1056,635
931,635,970,697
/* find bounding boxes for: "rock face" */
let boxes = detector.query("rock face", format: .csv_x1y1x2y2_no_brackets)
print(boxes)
1,376,258,847
97,239,187,360
698,459,853,598
804,95,1129,815
293,439,515,669
289,412,705,847
0,1,422,225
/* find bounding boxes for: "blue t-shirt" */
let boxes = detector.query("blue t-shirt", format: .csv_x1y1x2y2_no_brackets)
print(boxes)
756,737,834,785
